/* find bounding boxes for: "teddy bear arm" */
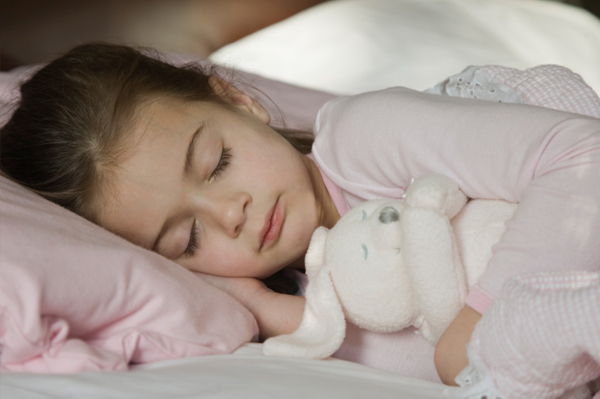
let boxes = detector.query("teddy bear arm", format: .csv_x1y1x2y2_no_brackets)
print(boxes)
401,207,468,344
405,174,467,219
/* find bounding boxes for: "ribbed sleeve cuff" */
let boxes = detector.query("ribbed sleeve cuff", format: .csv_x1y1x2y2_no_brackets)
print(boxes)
465,284,495,314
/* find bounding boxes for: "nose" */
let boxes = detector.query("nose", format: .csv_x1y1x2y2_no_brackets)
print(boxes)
379,206,400,224
207,192,251,238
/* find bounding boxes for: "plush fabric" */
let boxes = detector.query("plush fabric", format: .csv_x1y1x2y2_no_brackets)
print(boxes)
0,54,336,373
264,175,516,359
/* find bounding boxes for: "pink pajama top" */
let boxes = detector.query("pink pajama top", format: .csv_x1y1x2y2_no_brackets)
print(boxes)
310,85,600,382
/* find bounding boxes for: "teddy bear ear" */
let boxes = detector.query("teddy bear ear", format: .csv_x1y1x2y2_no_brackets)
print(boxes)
263,268,346,359
305,226,329,281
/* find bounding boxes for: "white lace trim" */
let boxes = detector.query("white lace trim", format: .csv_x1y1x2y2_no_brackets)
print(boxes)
426,66,526,104
445,342,507,399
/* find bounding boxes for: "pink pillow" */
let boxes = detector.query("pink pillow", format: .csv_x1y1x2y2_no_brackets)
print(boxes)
0,175,259,372
0,55,337,373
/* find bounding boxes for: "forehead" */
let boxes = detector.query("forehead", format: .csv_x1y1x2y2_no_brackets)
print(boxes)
114,100,195,189
95,99,200,245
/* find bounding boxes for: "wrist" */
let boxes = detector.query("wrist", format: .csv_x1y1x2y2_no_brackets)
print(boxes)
245,286,279,316
248,290,305,340
435,305,482,385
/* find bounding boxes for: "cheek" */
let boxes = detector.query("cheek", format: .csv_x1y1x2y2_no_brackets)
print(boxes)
184,240,262,277
243,140,306,183
275,155,309,185
287,210,317,247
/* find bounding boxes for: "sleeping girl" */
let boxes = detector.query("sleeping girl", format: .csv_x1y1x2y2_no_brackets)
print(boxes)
2,43,600,388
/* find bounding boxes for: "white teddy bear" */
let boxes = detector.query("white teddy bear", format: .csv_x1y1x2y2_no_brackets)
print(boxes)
263,174,517,360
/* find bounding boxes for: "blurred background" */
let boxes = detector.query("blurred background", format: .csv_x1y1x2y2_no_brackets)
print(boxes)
0,0,598,72
551,0,599,16
0,0,327,70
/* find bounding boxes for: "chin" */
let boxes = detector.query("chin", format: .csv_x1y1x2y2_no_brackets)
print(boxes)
260,254,301,280
284,248,307,271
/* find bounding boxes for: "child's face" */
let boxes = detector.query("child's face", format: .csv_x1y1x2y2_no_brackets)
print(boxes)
97,93,324,279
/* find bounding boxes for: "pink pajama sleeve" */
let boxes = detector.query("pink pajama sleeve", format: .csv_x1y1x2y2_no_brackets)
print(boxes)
312,87,600,312
459,272,600,399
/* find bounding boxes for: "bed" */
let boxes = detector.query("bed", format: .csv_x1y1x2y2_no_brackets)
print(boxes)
2,0,600,397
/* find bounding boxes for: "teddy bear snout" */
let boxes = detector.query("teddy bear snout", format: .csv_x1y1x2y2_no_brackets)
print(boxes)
379,206,400,224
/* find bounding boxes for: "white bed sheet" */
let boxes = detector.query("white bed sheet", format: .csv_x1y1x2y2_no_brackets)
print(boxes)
210,0,600,95
2,344,458,399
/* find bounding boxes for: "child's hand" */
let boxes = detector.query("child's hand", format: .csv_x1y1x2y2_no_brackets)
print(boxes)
434,305,482,385
195,273,269,310
195,273,305,340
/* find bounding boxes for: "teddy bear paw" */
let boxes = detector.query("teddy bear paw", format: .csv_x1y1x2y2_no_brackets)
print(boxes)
404,174,467,219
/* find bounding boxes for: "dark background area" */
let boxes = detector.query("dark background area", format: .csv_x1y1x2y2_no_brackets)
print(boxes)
0,0,598,72
0,0,326,70
563,0,600,17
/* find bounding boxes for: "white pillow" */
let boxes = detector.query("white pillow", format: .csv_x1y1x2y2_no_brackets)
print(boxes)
210,0,600,95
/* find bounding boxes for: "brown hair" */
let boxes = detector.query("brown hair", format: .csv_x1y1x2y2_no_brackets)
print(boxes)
1,44,224,221
0,43,313,221
0,43,306,293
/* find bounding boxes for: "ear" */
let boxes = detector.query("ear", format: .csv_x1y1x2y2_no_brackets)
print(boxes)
304,226,329,281
209,76,271,124
263,267,346,359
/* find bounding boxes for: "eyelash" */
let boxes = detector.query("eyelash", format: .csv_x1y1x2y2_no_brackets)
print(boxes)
183,220,199,258
183,147,232,258
210,147,232,180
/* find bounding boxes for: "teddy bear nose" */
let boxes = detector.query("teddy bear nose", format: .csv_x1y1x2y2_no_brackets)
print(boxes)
378,206,400,224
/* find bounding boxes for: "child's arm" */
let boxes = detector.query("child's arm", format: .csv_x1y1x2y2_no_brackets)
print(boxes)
434,305,482,385
249,289,306,340
313,86,600,383
313,87,600,311
197,274,305,340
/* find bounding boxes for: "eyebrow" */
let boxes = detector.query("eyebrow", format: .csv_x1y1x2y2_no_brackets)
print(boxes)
184,123,206,176
151,123,206,252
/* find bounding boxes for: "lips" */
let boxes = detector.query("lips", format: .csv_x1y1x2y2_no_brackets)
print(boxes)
260,197,283,250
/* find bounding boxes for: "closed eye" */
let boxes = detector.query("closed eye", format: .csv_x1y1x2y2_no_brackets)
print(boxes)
183,220,199,258
210,146,231,181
